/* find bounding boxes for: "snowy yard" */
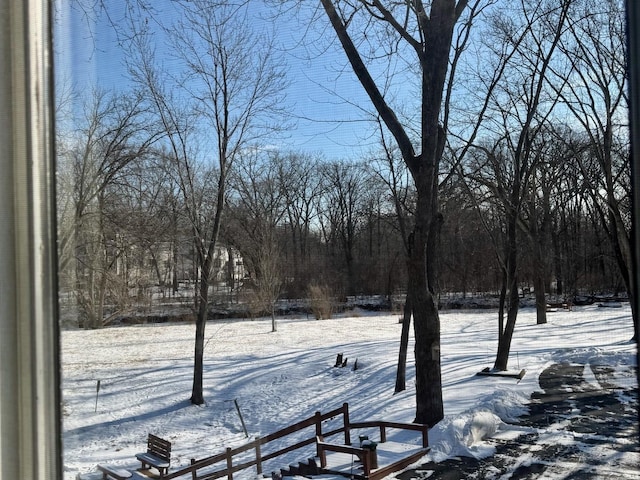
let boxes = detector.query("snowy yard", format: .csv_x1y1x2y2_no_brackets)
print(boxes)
62,305,638,479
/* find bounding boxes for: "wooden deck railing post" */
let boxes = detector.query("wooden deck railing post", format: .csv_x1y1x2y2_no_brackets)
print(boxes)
361,448,371,476
226,447,233,480
316,436,327,467
342,403,351,445
315,411,322,438
190,458,197,480
379,425,386,443
255,437,262,475
421,424,429,448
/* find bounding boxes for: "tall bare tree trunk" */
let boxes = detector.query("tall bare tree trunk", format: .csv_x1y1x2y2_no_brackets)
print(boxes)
494,210,519,371
319,0,464,426
191,267,210,405
532,271,547,325
191,169,225,405
409,180,445,424
395,288,412,393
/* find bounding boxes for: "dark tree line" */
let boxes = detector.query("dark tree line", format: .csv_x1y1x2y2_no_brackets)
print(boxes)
58,127,630,318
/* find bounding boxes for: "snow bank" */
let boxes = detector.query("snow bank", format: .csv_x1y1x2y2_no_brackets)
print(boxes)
428,410,502,460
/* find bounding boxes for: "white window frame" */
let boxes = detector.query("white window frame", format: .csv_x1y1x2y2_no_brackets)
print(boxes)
0,1,61,479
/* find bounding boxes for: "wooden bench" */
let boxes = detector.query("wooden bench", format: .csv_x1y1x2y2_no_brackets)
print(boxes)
96,464,132,480
135,434,171,478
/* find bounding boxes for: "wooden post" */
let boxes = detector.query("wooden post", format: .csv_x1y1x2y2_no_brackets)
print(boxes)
255,437,262,475
190,458,197,480
314,411,322,437
94,380,101,412
233,399,249,438
369,448,378,470
361,449,371,475
342,403,351,445
379,425,386,443
226,447,233,480
421,424,429,448
316,437,327,468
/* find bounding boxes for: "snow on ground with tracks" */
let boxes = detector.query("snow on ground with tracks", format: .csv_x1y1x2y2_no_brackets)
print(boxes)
62,304,638,479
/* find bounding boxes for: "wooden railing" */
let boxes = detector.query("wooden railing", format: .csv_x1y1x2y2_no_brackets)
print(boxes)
319,421,430,480
164,403,429,480
349,420,429,448
165,403,351,480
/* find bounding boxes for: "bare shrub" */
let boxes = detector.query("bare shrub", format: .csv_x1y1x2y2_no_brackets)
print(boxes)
247,296,269,320
308,284,333,320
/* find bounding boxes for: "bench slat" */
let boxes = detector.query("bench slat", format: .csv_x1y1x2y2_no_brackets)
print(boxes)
147,434,171,462
135,452,170,469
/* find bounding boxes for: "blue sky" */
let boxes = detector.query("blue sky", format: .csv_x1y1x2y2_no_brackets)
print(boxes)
53,0,388,162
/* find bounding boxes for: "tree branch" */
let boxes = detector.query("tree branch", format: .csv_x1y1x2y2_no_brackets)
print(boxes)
319,0,416,164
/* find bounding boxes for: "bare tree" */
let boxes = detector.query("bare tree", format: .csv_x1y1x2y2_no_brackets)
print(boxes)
315,0,485,426
368,129,414,393
274,152,324,297
519,129,564,325
463,0,572,370
318,161,368,295
227,150,288,331
358,170,402,295
127,0,288,404
546,131,589,297
552,0,634,333
57,89,157,328
106,152,182,298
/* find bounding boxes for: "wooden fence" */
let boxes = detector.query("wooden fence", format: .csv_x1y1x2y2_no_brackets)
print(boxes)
164,402,429,480
165,403,351,479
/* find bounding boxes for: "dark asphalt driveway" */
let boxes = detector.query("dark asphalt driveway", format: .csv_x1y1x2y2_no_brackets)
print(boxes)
397,361,638,479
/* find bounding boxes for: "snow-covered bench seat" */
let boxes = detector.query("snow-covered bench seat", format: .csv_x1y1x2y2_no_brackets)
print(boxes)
135,434,171,478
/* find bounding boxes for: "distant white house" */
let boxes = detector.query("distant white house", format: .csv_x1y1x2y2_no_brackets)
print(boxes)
113,238,246,293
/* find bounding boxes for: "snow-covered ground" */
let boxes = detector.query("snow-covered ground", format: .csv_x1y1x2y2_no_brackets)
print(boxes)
62,304,638,479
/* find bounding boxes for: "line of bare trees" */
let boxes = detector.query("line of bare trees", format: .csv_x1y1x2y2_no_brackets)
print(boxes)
56,0,632,420
58,125,629,311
